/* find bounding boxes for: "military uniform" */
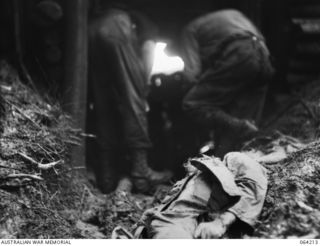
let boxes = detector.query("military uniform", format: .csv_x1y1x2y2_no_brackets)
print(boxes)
88,9,172,193
89,9,151,153
181,10,274,157
139,152,268,239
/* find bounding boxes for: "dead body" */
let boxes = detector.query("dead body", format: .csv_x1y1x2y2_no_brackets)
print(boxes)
135,152,268,239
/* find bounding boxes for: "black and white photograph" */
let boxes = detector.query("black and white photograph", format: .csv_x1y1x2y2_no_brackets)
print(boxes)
0,0,319,242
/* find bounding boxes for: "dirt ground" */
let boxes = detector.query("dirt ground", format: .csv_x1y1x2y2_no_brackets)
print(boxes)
0,60,320,239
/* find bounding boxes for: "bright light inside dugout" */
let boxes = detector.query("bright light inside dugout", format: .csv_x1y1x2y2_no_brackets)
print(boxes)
151,42,185,76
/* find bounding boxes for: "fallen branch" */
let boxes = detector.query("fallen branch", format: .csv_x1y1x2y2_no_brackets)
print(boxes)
63,140,81,146
0,164,21,171
18,152,63,170
5,173,43,181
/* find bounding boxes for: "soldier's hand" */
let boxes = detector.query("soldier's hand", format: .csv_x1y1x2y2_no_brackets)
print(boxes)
240,119,259,141
242,119,258,132
194,220,226,239
139,207,156,225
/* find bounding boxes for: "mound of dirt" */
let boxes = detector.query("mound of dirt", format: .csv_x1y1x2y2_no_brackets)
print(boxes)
267,79,320,142
254,141,320,238
0,60,105,239
249,79,320,238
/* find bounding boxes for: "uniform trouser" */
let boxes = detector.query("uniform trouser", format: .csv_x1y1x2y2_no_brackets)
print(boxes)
88,19,151,177
183,35,274,156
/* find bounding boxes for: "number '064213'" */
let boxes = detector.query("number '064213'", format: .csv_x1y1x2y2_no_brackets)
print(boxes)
300,240,318,245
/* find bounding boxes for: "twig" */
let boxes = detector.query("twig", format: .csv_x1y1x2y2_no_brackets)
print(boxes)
48,191,59,203
0,85,12,92
0,165,21,171
5,173,43,181
5,100,42,129
18,152,63,170
70,135,82,141
80,133,96,138
66,166,86,172
13,105,41,129
69,128,82,132
63,140,81,146
36,144,55,159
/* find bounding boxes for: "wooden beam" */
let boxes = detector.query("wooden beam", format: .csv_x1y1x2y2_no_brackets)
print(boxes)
64,0,88,168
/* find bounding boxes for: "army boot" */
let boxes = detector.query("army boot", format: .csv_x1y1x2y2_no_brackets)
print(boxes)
130,149,173,193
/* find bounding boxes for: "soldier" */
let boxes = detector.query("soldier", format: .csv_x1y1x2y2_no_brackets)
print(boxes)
88,6,172,194
180,9,274,157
